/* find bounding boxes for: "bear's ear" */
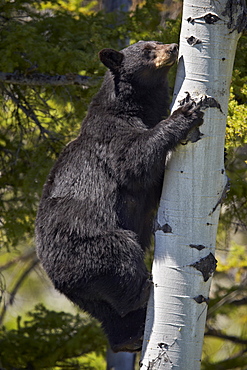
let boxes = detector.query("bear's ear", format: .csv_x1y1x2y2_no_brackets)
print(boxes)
99,48,124,71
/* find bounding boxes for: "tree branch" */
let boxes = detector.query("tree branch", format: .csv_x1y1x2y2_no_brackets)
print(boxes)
0,258,39,325
0,249,36,272
1,84,57,138
205,328,247,345
231,297,247,306
207,287,247,317
0,72,98,87
204,348,247,370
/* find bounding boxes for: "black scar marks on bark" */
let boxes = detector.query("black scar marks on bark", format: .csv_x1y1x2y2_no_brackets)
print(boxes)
194,295,210,304
140,343,172,369
204,13,221,24
154,219,172,233
179,93,222,113
186,36,202,46
190,253,217,281
180,128,203,144
199,95,223,113
187,13,221,25
209,177,230,215
158,343,169,350
187,3,246,33
189,244,206,251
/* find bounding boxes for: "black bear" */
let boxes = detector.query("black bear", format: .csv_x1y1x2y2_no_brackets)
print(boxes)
36,41,203,352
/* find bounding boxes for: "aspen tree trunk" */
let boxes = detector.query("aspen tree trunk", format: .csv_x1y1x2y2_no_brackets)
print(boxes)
141,1,245,369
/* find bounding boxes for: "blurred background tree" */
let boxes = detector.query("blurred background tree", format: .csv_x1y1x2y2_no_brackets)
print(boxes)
0,0,246,368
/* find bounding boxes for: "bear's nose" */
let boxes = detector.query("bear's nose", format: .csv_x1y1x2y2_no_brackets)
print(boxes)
169,43,178,54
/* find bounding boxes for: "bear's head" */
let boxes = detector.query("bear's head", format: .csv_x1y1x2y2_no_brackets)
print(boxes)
99,41,178,85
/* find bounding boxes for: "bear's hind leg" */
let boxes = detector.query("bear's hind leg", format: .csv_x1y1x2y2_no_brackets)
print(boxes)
87,229,151,317
81,299,146,352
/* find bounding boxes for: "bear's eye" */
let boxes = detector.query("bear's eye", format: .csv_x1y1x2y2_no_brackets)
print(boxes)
143,46,154,58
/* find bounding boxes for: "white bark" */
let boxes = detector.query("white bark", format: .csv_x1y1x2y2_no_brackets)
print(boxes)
141,1,244,369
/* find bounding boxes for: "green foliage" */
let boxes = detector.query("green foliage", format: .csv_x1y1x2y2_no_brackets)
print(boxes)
0,1,182,367
1,2,111,74
203,285,247,370
0,0,246,369
0,304,107,369
205,40,247,363
0,0,180,250
0,83,89,248
222,34,247,233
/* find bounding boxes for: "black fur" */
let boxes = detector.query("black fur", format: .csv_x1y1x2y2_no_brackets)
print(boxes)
36,41,203,352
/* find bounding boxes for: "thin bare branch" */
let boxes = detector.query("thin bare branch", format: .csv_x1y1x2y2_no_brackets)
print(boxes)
3,86,47,133
0,258,39,325
0,72,98,87
205,328,247,345
1,85,57,138
0,249,36,272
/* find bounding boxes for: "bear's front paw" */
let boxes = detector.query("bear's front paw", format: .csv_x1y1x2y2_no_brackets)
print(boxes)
181,100,204,129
